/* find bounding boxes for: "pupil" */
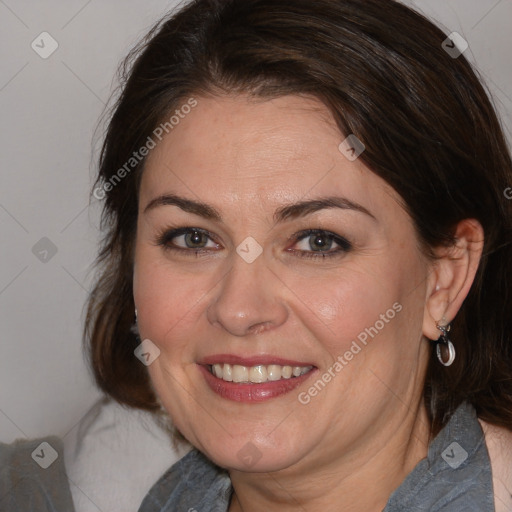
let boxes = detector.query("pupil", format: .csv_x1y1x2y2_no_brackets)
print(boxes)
187,231,205,248
311,234,330,251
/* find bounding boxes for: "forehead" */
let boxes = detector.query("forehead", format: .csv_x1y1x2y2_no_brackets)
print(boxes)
139,94,395,215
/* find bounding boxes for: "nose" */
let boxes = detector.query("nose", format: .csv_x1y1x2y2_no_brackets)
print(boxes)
206,252,288,337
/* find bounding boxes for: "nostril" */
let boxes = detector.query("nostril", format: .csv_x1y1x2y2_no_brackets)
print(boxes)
248,321,271,335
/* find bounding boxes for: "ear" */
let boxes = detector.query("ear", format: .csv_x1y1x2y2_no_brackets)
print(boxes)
423,219,484,340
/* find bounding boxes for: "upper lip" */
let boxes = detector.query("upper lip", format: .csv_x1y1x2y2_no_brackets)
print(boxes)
198,354,315,367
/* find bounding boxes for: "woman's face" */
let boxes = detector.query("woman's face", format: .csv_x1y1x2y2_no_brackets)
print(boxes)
133,94,432,473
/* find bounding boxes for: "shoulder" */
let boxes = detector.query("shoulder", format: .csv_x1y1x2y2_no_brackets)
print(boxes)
139,449,232,512
478,419,512,512
0,436,75,512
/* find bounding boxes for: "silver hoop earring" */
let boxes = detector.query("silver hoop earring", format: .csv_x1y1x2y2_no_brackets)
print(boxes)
130,308,140,339
435,323,455,366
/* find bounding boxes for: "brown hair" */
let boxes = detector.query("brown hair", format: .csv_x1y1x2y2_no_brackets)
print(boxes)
85,0,512,436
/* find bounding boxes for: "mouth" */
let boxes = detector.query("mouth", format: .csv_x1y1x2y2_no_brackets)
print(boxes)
198,359,317,402
208,363,313,383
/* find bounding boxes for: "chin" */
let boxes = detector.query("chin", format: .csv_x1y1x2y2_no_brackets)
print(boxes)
194,431,306,473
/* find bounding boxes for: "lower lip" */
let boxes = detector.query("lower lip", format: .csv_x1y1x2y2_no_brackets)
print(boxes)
198,364,316,402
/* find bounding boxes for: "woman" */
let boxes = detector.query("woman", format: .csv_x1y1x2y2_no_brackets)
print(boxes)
85,0,512,510
2,0,511,511
92,0,512,510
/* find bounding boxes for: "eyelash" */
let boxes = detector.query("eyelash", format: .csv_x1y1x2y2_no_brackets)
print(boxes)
154,227,352,260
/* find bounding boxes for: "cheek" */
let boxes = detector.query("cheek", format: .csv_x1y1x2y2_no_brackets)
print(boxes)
133,249,212,356
268,265,393,365
279,255,421,362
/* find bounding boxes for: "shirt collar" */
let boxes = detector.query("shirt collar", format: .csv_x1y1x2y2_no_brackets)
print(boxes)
139,401,495,512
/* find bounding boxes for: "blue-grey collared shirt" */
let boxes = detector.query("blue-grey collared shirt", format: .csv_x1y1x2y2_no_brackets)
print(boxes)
138,401,496,511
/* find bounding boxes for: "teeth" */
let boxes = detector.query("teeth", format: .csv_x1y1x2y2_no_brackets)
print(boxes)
267,365,282,381
209,363,313,383
249,365,267,383
232,365,248,383
222,363,232,382
213,364,223,378
281,366,292,379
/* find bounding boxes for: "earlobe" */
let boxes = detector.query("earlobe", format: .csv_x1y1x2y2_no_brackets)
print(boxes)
422,219,484,340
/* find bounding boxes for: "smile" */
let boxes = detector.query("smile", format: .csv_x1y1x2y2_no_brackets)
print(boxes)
209,363,314,383
199,360,317,402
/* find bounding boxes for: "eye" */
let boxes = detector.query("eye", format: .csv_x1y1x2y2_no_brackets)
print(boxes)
155,226,351,260
155,227,220,255
289,229,352,260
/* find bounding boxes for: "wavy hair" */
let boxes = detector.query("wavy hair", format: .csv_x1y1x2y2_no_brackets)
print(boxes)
84,0,512,436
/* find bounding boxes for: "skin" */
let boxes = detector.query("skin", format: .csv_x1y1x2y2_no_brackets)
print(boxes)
480,420,512,512
133,94,484,511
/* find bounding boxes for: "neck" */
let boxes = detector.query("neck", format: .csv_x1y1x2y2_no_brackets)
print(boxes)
228,400,431,512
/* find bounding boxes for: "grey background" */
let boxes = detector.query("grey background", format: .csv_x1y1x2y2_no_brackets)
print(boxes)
1,0,511,443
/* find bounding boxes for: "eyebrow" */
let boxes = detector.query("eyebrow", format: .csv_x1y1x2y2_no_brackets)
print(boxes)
143,193,376,223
